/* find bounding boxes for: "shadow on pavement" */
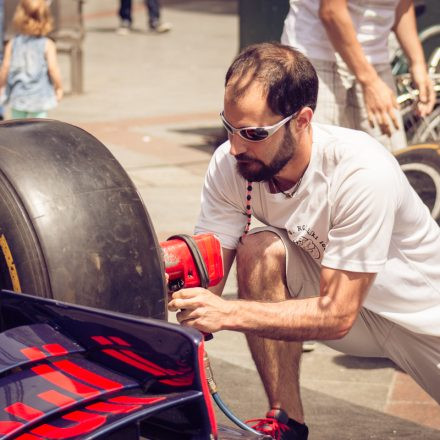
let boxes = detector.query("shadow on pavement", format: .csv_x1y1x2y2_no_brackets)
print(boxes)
332,354,398,371
211,357,440,440
85,27,157,34
171,125,227,152
162,0,237,15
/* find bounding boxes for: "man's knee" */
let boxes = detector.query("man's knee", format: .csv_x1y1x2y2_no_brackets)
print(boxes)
236,231,288,300
237,231,286,268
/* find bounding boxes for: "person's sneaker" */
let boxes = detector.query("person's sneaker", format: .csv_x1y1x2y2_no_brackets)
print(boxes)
302,341,316,352
116,19,131,35
150,21,172,33
246,408,309,440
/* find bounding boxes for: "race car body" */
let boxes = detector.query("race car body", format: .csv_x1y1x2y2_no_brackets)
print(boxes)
0,290,267,440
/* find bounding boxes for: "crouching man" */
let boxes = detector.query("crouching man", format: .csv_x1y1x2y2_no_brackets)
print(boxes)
169,42,440,440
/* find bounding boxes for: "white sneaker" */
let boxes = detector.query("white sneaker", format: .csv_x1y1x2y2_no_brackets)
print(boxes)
302,341,317,352
117,20,131,35
150,22,172,33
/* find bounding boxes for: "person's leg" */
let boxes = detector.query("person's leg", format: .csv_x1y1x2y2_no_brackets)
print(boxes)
144,0,171,32
28,110,47,118
237,229,319,424
119,0,132,22
379,314,440,403
145,0,160,28
323,308,387,357
11,108,27,119
311,59,352,127
117,0,132,34
325,307,440,404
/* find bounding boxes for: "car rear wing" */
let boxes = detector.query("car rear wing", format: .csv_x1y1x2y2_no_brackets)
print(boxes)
0,290,217,439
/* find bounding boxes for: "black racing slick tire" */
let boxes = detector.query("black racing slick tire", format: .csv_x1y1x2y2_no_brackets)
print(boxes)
394,144,440,224
0,119,167,319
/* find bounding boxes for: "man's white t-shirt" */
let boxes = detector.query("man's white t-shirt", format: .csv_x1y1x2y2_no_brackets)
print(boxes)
281,0,399,64
195,124,440,336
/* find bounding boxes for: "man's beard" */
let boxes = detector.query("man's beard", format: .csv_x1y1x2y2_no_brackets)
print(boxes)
235,128,296,182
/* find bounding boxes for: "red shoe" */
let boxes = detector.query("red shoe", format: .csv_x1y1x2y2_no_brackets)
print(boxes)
246,408,309,440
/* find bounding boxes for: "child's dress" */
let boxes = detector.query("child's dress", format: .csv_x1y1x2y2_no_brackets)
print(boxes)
5,35,57,113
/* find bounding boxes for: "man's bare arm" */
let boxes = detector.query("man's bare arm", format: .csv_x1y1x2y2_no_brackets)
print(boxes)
169,266,376,341
0,41,12,89
46,39,63,101
393,0,435,116
319,0,399,136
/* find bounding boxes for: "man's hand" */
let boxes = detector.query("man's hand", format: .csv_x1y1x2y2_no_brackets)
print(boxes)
393,0,435,118
361,76,400,137
410,63,436,117
168,288,234,334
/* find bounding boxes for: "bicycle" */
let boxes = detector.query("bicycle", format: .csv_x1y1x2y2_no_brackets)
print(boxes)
396,72,440,144
391,23,440,224
393,68,440,224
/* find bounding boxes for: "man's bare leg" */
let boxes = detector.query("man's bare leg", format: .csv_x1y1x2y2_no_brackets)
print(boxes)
236,231,304,423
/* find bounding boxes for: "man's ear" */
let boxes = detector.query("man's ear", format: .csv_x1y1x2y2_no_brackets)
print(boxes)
295,107,313,131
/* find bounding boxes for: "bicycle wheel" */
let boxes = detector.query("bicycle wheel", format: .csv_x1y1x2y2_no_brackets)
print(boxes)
394,144,440,223
0,119,167,319
428,47,440,74
399,99,421,143
419,25,440,70
412,106,440,143
398,84,440,144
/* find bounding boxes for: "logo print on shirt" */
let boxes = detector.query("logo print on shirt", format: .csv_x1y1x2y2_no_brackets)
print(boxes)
295,236,321,260
289,225,327,260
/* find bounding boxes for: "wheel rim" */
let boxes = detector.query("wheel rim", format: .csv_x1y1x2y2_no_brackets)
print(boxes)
401,162,440,219
416,112,440,143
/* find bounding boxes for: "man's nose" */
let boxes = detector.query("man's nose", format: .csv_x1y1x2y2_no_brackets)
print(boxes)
229,134,248,156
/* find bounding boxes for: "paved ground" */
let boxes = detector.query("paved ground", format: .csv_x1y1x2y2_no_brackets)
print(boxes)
18,0,440,438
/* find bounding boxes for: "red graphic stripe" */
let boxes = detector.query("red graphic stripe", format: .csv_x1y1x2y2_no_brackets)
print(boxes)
38,390,76,408
53,360,123,391
0,420,24,435
91,336,113,345
43,344,68,356
122,350,194,384
102,349,158,374
31,365,100,398
109,396,166,405
15,434,42,440
103,349,193,386
32,411,106,439
86,401,141,414
21,347,46,361
4,403,44,422
121,350,168,375
109,336,131,346
160,375,194,386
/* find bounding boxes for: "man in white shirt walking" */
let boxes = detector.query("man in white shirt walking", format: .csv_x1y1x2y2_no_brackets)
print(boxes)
281,0,435,151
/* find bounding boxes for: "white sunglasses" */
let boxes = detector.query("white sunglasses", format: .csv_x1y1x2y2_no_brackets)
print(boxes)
220,111,298,142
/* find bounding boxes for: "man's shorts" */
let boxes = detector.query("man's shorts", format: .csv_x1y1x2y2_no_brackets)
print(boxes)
248,226,440,404
311,58,407,153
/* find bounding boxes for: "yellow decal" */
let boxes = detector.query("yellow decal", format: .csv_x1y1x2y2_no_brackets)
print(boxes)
0,234,22,292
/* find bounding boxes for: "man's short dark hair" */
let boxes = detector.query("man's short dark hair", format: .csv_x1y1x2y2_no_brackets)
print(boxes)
225,42,318,117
